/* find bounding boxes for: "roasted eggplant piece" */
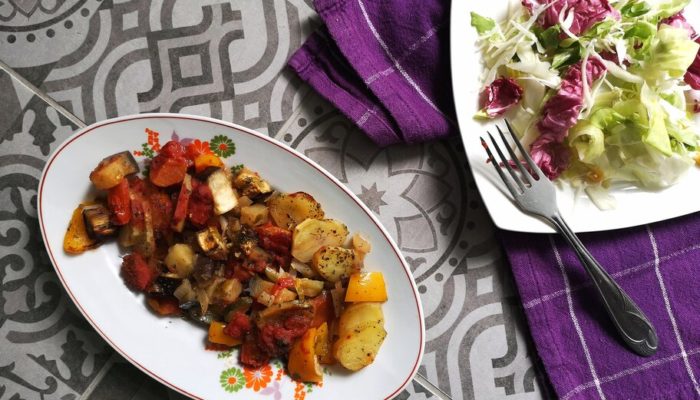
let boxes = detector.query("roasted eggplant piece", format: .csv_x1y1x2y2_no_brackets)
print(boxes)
82,204,116,238
89,151,139,190
233,167,271,198
191,257,223,284
235,225,258,255
196,226,228,260
207,169,238,215
148,275,183,297
64,203,101,254
181,302,215,326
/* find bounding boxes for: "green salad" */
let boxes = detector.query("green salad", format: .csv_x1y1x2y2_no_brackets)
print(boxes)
472,0,700,208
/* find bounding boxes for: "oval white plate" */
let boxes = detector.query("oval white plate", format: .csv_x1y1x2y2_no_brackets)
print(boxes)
451,0,700,233
38,114,424,400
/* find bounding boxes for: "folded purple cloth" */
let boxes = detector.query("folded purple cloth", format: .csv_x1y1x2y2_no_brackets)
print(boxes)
290,1,700,399
288,0,457,146
501,213,700,400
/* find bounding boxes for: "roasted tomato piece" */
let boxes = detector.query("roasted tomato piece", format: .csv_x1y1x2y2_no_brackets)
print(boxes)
107,178,131,225
223,312,252,340
160,140,186,158
258,311,313,357
149,155,188,188
240,331,270,368
226,259,255,282
255,222,292,262
188,179,214,227
146,185,173,234
121,252,157,291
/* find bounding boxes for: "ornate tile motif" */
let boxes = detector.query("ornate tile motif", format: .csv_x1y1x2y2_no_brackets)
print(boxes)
0,70,111,400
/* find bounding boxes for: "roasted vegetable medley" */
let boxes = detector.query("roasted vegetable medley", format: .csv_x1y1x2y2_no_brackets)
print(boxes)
63,138,388,382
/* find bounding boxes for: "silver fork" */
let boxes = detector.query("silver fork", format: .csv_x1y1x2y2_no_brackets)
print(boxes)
482,120,658,357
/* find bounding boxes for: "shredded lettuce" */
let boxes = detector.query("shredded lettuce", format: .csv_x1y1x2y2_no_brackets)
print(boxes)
471,0,700,209
471,12,497,35
651,0,691,19
639,26,700,83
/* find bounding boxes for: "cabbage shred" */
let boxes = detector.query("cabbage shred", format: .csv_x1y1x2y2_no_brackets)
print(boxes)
472,0,700,209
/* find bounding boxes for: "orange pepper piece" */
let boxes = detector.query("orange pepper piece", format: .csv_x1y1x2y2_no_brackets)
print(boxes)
288,327,323,383
194,153,224,174
208,321,242,347
345,272,388,302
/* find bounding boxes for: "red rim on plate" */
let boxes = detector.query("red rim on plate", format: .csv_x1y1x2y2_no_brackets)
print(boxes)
37,113,425,400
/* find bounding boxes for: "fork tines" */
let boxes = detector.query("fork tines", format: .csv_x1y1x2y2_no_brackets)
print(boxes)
480,120,542,197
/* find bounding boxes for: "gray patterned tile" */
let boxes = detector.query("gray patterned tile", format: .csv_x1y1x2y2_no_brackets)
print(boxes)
0,70,112,400
0,0,318,137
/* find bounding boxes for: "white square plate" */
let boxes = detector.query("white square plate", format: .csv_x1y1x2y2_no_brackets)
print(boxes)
451,0,700,233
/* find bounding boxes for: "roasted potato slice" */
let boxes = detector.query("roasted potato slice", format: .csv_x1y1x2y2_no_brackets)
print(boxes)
89,151,139,190
336,302,384,338
312,246,355,283
240,204,269,227
164,243,196,278
334,303,386,371
333,323,387,371
268,192,325,229
291,219,349,263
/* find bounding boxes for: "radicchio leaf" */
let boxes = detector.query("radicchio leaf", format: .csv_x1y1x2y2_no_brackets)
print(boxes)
531,58,607,178
661,13,696,36
527,0,620,36
479,77,523,118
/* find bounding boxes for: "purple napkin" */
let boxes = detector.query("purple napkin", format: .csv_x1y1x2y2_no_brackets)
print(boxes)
501,214,700,400
287,0,457,146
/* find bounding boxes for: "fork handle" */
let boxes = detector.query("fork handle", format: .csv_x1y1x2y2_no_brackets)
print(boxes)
550,214,658,357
